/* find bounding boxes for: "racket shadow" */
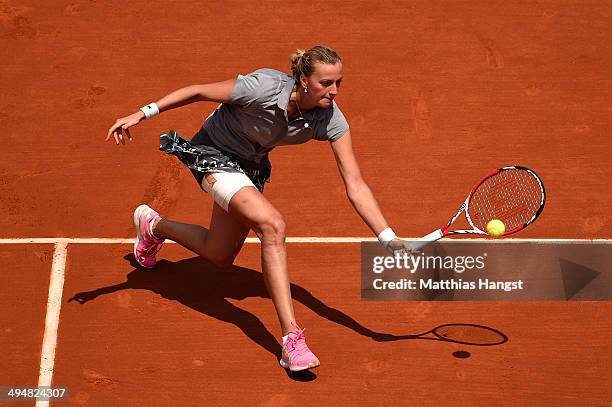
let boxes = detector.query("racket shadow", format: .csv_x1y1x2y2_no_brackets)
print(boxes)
384,323,509,346
67,254,508,370
289,286,509,346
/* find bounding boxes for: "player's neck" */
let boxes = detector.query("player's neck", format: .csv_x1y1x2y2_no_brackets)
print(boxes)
288,91,314,119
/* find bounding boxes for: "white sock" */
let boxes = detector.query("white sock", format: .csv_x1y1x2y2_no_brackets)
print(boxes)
282,334,289,345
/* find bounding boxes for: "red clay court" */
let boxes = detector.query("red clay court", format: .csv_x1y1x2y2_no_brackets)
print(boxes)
1,1,610,406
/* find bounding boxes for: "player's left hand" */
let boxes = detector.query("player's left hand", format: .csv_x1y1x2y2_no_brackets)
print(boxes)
106,111,145,145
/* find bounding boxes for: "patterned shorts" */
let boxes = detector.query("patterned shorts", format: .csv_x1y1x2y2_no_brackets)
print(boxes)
159,128,271,193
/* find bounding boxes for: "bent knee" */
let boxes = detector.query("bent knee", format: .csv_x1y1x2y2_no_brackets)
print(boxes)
256,215,286,245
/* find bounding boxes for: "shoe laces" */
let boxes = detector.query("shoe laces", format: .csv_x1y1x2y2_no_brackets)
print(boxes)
285,323,308,354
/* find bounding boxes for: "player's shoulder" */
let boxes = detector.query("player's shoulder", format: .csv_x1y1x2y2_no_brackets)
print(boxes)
313,100,349,141
235,68,290,100
227,68,290,107
322,100,345,120
240,68,290,85
251,68,289,78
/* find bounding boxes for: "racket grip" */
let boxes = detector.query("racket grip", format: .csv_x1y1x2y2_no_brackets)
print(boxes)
410,229,444,251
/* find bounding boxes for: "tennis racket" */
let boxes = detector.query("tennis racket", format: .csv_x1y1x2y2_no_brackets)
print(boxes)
410,165,545,251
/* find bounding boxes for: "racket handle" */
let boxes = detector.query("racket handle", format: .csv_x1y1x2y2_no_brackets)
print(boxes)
410,229,444,251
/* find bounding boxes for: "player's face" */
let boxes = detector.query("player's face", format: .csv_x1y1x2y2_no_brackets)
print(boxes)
302,61,343,108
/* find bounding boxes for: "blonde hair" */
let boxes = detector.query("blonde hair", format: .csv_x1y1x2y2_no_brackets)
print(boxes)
290,45,342,82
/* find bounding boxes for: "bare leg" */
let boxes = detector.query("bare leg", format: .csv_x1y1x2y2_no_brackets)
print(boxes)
151,185,296,336
153,202,250,268
224,187,296,336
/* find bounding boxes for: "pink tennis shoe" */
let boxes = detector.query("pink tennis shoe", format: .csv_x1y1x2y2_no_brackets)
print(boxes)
279,322,320,371
133,204,164,268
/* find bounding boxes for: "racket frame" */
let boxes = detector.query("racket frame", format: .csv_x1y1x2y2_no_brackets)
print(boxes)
411,166,545,250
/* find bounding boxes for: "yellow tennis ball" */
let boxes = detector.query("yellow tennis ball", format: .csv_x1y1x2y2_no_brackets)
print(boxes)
486,219,506,237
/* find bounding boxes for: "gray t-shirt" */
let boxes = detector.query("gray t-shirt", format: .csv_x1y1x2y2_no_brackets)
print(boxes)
203,68,349,163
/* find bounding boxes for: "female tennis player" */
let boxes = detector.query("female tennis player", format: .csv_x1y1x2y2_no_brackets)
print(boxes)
106,45,414,372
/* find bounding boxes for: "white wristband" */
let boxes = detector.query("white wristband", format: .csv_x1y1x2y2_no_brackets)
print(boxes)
377,227,397,248
140,102,160,119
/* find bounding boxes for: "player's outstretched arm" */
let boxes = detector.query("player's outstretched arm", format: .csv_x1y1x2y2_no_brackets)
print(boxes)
106,79,237,145
330,132,416,255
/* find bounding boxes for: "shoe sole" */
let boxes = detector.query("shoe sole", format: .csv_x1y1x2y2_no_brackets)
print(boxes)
133,204,154,269
279,358,320,372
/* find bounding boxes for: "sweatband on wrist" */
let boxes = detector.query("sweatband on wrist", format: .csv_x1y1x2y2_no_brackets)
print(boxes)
140,102,160,119
377,227,397,248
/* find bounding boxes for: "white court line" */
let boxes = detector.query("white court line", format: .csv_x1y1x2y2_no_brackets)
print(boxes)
0,237,610,244
7,235,607,405
35,242,67,407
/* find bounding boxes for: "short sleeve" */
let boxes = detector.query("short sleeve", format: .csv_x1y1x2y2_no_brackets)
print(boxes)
325,101,350,142
228,69,281,108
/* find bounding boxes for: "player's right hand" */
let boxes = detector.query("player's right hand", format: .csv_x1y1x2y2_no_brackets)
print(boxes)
106,111,145,145
386,238,421,257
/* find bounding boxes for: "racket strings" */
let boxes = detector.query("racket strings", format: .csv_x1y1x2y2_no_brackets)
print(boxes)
468,169,543,232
